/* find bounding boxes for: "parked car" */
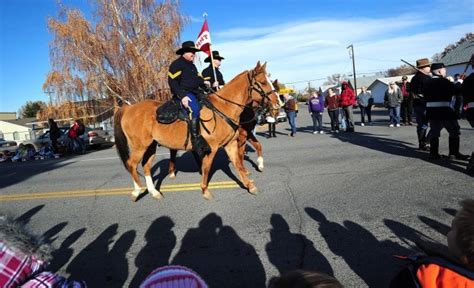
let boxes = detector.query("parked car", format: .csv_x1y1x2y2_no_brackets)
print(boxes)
0,138,18,153
276,110,287,122
84,127,111,148
23,127,110,152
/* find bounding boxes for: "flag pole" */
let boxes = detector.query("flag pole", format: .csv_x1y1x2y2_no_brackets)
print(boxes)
203,13,218,90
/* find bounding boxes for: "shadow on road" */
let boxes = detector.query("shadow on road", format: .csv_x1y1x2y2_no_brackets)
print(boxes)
151,149,245,191
172,213,266,288
66,224,136,287
266,213,333,276
305,207,410,287
334,131,468,174
129,216,176,287
14,205,45,224
0,146,113,189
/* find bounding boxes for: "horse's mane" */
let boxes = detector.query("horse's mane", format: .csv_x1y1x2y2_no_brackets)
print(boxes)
207,70,250,103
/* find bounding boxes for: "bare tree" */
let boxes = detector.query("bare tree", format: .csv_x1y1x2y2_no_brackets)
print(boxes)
42,0,187,120
323,73,349,85
386,64,415,77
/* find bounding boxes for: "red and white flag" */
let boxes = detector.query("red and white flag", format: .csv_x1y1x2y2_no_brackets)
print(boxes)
196,19,211,55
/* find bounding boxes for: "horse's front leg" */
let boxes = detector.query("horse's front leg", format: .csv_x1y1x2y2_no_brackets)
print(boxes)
237,129,250,175
224,139,258,195
247,132,264,172
200,150,217,200
168,149,177,179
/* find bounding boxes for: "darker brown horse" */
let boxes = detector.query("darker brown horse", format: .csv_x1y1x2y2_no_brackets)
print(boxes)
114,62,279,201
236,79,282,174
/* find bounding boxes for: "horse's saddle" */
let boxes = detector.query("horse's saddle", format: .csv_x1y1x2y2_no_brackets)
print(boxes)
156,97,189,124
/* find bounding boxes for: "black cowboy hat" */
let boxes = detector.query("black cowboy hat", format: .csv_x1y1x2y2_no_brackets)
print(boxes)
430,62,445,70
204,50,225,63
176,41,201,55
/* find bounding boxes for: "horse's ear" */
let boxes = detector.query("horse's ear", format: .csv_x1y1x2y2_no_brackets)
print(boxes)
255,61,261,70
261,62,267,71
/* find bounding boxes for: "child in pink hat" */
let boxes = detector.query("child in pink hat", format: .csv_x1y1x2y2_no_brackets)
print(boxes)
140,265,208,288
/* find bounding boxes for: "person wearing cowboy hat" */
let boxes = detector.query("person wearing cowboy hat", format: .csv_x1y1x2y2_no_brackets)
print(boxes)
168,40,211,158
202,50,225,90
410,57,432,151
424,62,469,160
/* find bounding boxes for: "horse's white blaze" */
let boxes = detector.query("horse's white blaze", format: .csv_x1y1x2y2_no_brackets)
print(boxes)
257,156,264,170
145,175,160,196
132,181,141,197
267,75,283,107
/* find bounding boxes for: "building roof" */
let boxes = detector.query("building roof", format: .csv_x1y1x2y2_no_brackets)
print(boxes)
1,117,37,128
367,74,415,90
354,75,380,89
440,39,474,66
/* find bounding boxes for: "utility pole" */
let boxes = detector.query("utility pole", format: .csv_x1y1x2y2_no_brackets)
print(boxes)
347,44,357,93
44,90,54,106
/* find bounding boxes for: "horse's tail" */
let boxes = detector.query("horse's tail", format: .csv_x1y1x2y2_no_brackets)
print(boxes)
114,107,130,172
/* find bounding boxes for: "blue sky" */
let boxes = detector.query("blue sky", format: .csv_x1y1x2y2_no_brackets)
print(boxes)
1,0,473,115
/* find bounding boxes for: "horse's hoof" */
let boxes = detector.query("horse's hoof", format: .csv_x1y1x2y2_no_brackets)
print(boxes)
131,195,138,202
169,172,176,179
152,192,163,200
257,165,264,172
203,191,214,200
249,185,258,195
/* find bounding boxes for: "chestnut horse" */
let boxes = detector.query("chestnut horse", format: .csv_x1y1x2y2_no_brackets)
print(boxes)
114,62,279,201
167,80,281,178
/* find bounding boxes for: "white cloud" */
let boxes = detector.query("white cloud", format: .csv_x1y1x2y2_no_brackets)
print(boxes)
202,14,473,91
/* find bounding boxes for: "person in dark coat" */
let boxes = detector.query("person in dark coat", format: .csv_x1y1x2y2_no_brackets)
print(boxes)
168,41,211,158
48,118,60,152
410,58,432,151
424,62,468,160
398,75,413,125
461,58,474,174
202,50,225,90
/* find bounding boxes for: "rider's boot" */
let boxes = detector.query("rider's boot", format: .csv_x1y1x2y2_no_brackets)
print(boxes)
191,118,211,159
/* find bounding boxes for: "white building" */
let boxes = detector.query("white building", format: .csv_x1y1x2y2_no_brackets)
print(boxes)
440,38,474,77
367,75,415,104
0,118,37,142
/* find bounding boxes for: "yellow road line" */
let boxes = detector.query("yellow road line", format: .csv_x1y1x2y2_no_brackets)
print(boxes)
0,181,240,202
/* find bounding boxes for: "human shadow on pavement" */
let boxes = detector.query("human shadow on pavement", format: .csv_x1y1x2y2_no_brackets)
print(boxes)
42,221,68,243
335,131,468,174
306,207,410,287
66,224,136,287
265,214,333,276
48,228,87,273
384,218,453,261
129,216,176,287
384,219,432,248
418,215,451,236
443,208,457,217
14,205,45,224
172,213,266,288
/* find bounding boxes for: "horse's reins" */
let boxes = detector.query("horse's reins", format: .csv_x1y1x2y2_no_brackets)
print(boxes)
203,71,277,128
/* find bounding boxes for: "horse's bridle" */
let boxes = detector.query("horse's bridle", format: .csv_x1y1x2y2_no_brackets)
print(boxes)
203,70,279,129
246,73,278,111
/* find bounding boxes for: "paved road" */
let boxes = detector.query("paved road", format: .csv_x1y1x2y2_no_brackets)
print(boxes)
1,108,473,287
